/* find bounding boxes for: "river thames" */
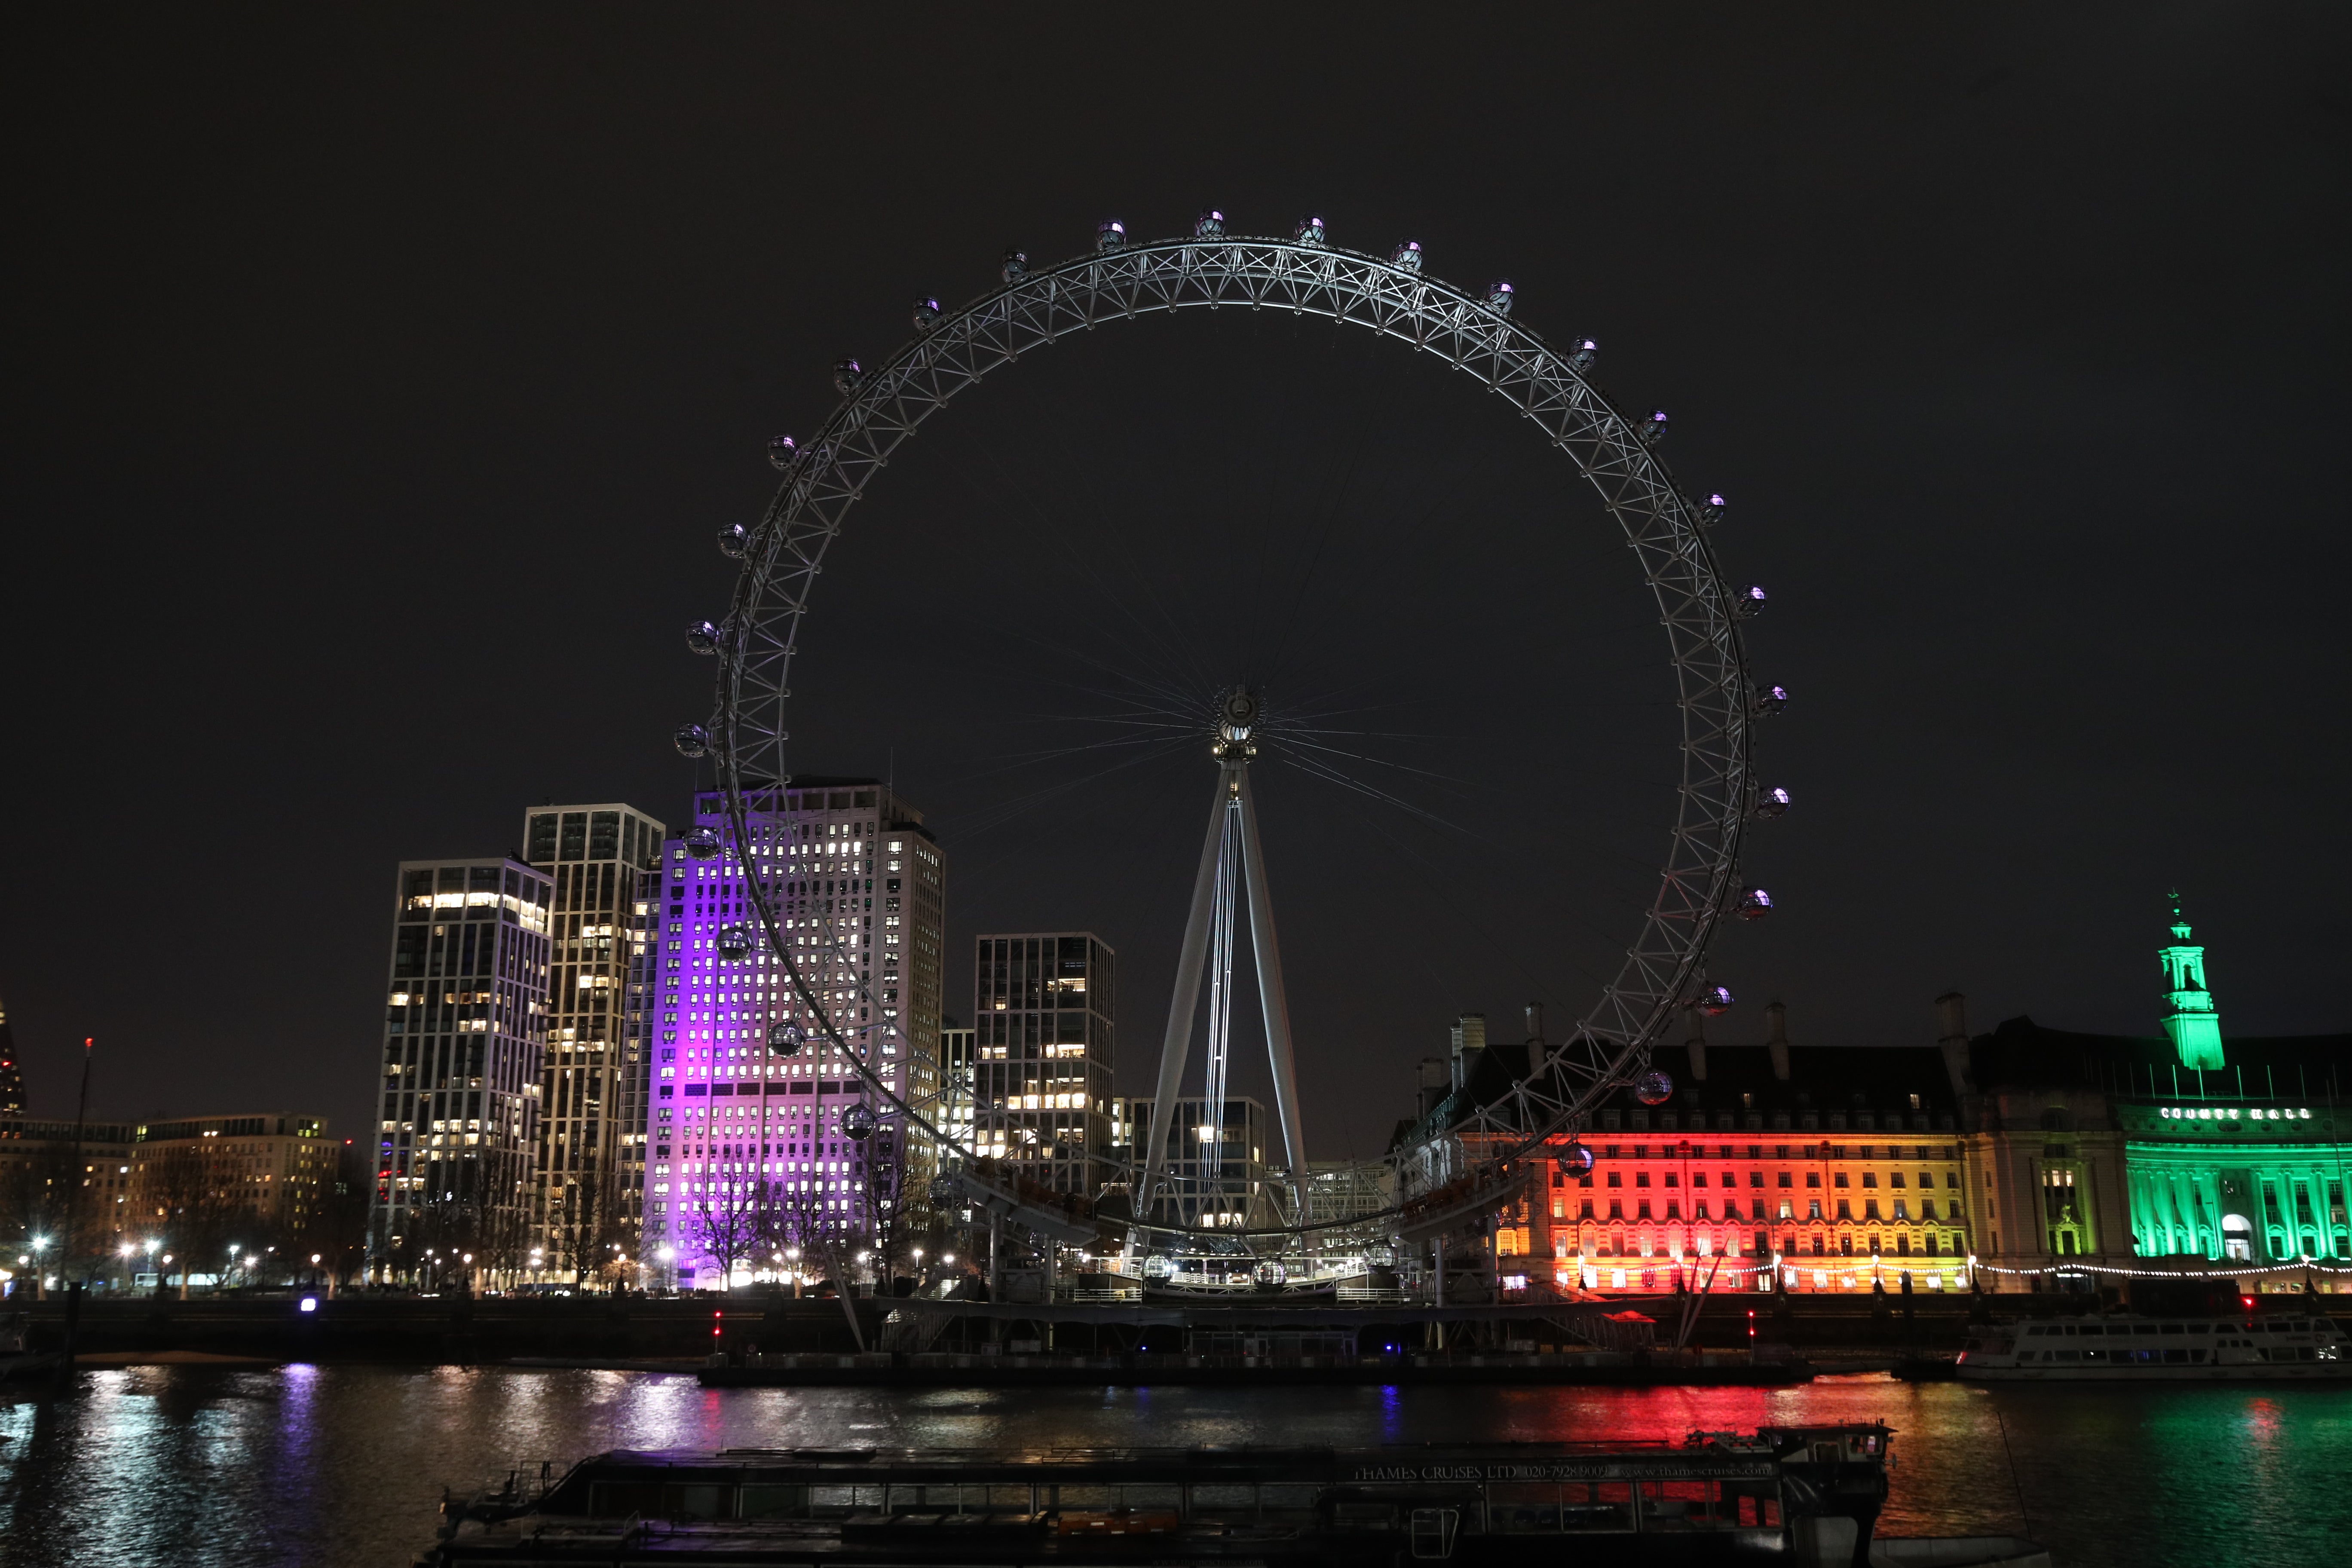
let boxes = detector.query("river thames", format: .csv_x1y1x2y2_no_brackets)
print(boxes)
4,1368,2348,1566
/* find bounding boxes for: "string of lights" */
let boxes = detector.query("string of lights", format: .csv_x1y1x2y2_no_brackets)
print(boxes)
1974,1258,2352,1278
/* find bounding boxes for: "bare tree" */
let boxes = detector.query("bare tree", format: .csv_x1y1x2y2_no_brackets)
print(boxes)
137,1144,251,1290
312,1142,373,1286
553,1160,625,1285
685,1181,768,1288
0,1141,79,1285
591,1177,637,1290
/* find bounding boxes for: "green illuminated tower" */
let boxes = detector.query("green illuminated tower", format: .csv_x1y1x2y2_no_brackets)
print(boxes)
2157,897,2225,1071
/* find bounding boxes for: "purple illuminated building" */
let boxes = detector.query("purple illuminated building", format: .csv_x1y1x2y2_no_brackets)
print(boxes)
645,780,946,1289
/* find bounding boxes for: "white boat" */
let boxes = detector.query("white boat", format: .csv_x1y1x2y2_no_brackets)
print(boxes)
1957,1310,2348,1381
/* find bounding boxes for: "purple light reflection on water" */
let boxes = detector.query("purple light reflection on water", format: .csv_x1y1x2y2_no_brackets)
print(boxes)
4,1368,2350,1568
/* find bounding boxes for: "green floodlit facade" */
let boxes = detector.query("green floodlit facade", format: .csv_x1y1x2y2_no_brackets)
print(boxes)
2126,912,2343,1269
1962,906,2352,1291
2125,910,2350,1264
2124,1121,2352,1263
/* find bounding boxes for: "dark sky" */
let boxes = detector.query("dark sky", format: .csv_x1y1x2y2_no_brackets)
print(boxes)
7,6,2348,1158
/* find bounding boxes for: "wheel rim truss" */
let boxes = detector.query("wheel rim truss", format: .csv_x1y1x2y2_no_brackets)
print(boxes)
710,231,1759,1236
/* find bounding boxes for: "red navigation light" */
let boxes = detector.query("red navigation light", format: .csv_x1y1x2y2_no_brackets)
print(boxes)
1747,1309,1757,1340
2241,1296,2257,1311
713,1310,724,1339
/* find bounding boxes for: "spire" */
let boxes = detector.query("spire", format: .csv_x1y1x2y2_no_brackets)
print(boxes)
0,994,23,1117
2158,893,2225,1071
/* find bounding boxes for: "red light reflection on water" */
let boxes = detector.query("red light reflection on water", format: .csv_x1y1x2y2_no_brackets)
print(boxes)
1439,1384,1788,1445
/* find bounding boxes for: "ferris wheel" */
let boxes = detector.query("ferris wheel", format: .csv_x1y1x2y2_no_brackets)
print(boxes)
685,210,1780,1247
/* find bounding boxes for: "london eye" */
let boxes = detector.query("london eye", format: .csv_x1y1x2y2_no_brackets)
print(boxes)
683,211,1778,1272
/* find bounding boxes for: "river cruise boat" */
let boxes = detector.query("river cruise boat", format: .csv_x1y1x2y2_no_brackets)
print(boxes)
416,1427,2048,1567
1957,1310,2348,1381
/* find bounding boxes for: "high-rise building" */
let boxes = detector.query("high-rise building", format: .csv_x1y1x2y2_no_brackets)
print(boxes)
368,858,554,1281
973,934,1115,1197
620,859,663,1263
646,780,946,1288
521,802,668,1280
938,1023,977,1159
0,995,24,1116
1112,1093,1271,1227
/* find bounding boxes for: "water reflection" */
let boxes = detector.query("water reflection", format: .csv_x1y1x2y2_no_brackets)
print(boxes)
4,1369,2348,1568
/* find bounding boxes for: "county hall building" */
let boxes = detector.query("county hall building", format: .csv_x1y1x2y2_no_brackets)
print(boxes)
1424,908,2348,1297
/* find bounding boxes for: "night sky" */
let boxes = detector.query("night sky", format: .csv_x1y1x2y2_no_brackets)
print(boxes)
7,8,2348,1159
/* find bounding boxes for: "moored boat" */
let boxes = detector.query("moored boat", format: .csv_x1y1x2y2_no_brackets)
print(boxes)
416,1427,2049,1567
1956,1308,2347,1381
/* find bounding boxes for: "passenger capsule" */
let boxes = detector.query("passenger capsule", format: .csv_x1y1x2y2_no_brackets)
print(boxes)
831,357,864,396
1485,280,1515,315
1253,1260,1288,1288
911,297,941,332
1001,249,1029,283
673,723,710,760
1194,208,1227,239
1142,1253,1175,1280
1740,888,1775,920
1754,787,1792,820
1390,240,1424,272
1633,1069,1675,1106
1639,409,1669,445
926,1174,961,1208
842,1105,878,1141
1567,337,1598,372
684,826,722,861
1561,1141,1597,1176
1735,585,1766,618
716,522,748,560
1293,214,1326,247
767,1020,805,1056
716,923,753,961
1697,985,1734,1016
1698,492,1726,526
766,433,798,472
1755,684,1789,716
685,620,722,656
1095,219,1127,253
